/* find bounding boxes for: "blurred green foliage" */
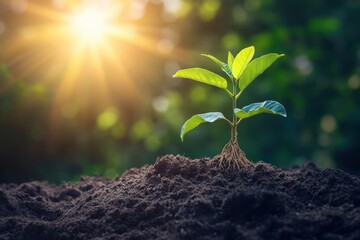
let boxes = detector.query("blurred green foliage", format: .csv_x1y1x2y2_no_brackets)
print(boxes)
0,0,359,183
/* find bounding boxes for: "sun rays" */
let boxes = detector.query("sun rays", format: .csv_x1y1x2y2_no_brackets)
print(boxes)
0,0,185,136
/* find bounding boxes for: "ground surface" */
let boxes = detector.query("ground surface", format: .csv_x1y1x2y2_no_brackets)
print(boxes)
0,155,360,240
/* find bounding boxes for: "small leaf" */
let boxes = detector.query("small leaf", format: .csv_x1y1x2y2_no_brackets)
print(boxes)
235,100,287,120
227,51,234,69
180,112,227,141
232,46,255,79
240,53,285,91
173,68,227,89
201,54,232,78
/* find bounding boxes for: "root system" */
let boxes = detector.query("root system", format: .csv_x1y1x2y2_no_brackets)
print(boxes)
213,137,252,171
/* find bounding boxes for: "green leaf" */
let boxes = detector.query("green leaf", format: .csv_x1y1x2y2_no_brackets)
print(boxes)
227,51,234,69
173,68,227,89
180,112,227,141
235,100,287,120
232,46,255,79
240,53,285,91
201,54,232,78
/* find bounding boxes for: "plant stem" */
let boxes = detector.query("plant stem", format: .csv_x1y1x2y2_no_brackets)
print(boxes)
217,78,251,170
231,78,238,139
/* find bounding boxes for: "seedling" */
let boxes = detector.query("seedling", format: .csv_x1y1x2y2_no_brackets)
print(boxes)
173,46,286,170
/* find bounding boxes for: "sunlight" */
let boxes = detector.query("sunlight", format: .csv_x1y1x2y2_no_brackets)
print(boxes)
69,8,109,44
1,0,182,136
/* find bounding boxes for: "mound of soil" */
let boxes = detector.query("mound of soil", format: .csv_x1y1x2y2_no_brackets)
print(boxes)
1,155,360,240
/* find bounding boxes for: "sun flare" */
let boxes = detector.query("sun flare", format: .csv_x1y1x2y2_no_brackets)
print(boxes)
1,0,182,135
69,8,109,44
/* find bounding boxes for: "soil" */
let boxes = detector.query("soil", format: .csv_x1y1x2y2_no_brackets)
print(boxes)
1,155,360,240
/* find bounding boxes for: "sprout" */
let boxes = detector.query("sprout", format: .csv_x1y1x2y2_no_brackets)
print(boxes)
173,46,286,170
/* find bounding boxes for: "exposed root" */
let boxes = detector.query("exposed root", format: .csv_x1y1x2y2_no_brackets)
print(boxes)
212,137,252,171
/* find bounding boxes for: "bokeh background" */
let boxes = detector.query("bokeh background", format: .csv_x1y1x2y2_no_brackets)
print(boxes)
0,0,359,183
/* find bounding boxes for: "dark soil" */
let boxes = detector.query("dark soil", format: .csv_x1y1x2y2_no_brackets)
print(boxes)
1,155,360,240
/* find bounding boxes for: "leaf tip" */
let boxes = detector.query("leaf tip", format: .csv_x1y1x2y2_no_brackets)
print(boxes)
180,133,184,142
172,71,179,78
246,46,255,54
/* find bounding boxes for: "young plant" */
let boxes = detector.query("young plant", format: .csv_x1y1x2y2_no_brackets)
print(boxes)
173,46,286,170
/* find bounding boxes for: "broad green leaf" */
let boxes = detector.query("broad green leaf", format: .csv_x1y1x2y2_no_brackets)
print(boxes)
180,112,227,141
232,46,255,79
227,51,234,69
235,100,287,120
240,53,285,91
173,68,227,89
201,54,232,78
